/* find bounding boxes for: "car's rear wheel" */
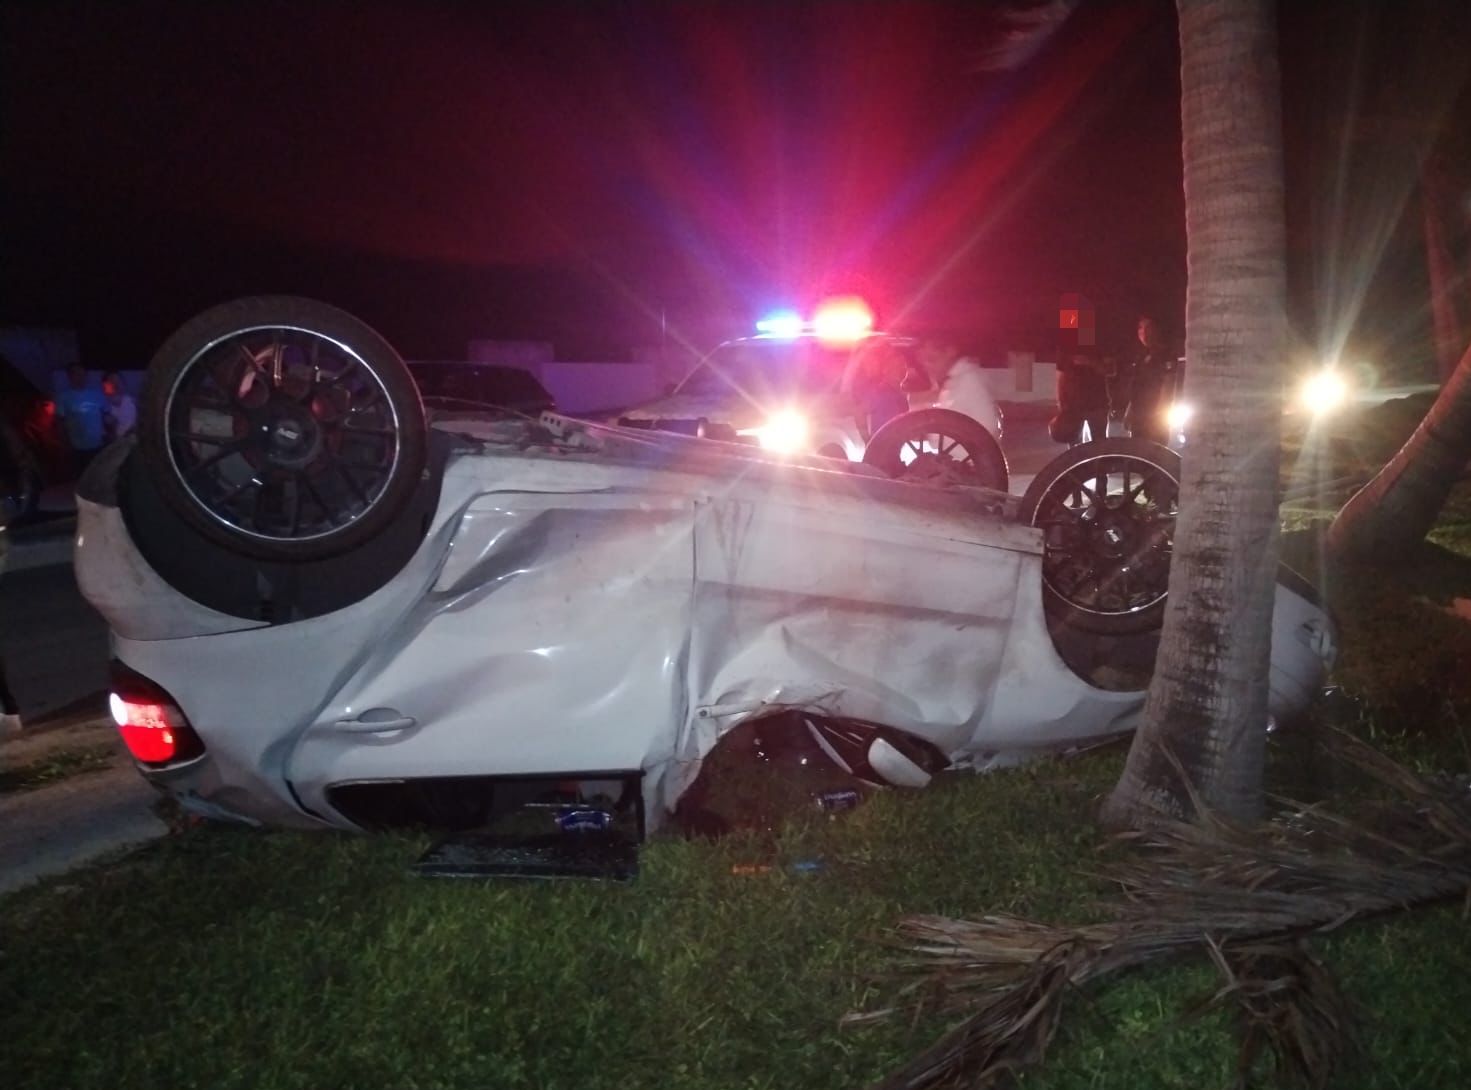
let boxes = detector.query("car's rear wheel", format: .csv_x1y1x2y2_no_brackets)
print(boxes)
1019,438,1181,635
137,297,426,562
862,407,1008,491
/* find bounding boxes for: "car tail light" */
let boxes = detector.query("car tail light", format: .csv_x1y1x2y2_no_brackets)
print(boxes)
109,662,205,766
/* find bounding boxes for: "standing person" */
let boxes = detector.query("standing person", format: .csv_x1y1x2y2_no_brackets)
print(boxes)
0,416,25,736
55,363,107,478
1,409,37,525
916,333,1003,439
846,340,911,438
1113,316,1182,445
1050,347,1111,447
102,371,138,440
0,528,20,737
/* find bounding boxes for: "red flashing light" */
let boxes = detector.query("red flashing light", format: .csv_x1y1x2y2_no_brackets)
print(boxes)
812,296,875,344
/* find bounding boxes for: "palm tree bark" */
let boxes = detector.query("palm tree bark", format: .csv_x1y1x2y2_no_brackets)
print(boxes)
1326,340,1471,562
1102,0,1287,829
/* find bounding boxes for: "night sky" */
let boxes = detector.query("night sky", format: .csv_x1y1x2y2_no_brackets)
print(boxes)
3,1,1468,371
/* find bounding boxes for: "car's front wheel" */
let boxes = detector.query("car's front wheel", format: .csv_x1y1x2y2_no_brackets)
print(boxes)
862,407,1008,491
137,296,427,562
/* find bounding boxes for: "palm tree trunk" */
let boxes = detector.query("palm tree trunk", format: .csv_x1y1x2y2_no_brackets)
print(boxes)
1327,340,1471,562
1102,0,1287,829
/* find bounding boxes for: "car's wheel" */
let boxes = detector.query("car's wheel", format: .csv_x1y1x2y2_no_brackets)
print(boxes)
862,408,1008,491
137,296,426,562
1019,438,1181,635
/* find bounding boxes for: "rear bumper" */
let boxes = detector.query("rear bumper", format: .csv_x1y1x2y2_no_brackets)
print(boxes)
135,750,323,829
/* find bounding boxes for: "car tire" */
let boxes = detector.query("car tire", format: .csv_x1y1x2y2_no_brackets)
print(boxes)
862,407,1008,491
137,296,426,562
1019,438,1181,635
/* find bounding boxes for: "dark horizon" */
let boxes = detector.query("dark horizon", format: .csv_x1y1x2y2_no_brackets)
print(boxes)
3,1,1467,375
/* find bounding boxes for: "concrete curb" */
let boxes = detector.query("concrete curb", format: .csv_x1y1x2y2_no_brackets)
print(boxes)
5,517,77,573
0,765,169,896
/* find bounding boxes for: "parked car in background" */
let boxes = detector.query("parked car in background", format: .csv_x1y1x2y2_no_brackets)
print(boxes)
407,360,555,417
71,297,1336,857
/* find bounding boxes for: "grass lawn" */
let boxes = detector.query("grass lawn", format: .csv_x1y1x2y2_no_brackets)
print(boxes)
4,408,1471,1090
4,727,1470,1089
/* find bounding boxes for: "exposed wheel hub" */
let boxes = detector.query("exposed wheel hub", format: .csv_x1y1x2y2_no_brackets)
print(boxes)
261,400,324,470
903,450,974,485
1089,508,1138,559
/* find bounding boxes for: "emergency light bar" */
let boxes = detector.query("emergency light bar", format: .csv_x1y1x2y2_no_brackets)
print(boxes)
754,297,875,344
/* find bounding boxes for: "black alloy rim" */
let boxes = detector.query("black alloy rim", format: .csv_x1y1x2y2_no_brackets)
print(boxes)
163,326,401,544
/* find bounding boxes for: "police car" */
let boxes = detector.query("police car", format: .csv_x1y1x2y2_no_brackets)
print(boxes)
620,298,1009,490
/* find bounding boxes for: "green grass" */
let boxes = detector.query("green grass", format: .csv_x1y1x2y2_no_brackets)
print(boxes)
0,759,1114,1090
3,739,1471,1090
6,404,1471,1089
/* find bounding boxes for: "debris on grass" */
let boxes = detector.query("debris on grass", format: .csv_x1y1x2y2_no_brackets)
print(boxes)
1188,937,1361,1090
850,728,1471,1090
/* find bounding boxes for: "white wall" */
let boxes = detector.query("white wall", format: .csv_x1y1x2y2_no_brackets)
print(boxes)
460,339,1059,418
536,355,1059,415
467,340,554,367
531,361,664,415
981,352,1057,403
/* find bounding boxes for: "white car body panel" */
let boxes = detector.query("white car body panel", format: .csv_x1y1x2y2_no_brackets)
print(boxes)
77,417,1329,831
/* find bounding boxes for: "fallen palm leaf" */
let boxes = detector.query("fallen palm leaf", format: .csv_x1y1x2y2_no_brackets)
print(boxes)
1185,937,1360,1090
848,727,1471,1089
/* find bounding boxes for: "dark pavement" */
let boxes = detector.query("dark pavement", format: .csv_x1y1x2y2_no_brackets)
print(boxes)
0,553,110,724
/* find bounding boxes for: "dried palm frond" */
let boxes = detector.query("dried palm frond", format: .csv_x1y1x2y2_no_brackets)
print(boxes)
863,937,1087,1090
1184,937,1361,1090
849,727,1471,1090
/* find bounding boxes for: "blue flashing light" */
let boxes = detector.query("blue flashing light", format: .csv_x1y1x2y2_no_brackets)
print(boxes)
755,310,804,339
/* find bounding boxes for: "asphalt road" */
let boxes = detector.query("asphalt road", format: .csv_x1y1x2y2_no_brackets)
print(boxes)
1,551,110,723
0,762,167,895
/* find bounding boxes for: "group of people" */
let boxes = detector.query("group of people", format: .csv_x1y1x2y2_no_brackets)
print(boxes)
848,317,1180,452
847,332,1003,441
1052,315,1182,447
55,364,137,477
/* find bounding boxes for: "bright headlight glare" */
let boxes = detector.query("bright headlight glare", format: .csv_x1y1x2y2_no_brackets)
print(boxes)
747,409,810,455
1300,369,1349,414
1164,402,1193,430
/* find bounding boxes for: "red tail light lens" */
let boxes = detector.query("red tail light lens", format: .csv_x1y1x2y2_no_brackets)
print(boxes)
109,662,205,766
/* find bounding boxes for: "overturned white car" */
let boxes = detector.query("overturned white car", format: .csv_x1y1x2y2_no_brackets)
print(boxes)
74,298,1334,846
